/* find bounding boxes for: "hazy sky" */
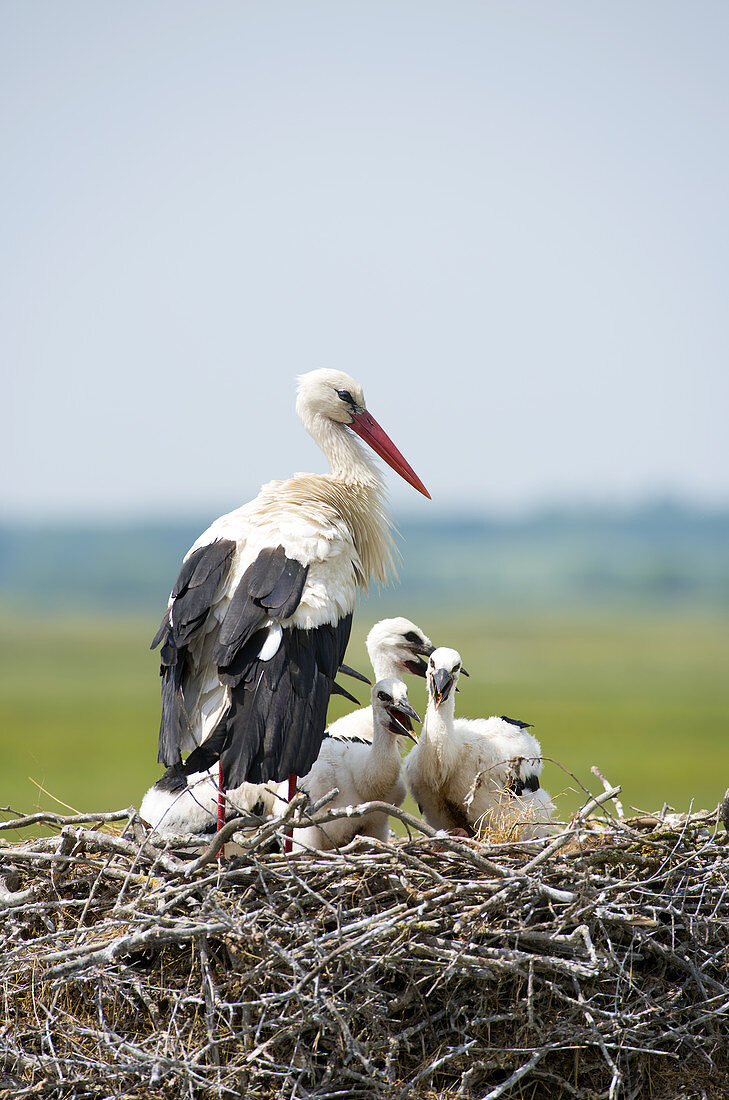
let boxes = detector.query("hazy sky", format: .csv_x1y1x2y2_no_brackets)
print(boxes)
3,1,728,522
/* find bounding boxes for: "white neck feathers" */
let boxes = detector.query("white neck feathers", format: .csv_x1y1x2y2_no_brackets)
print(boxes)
360,714,403,795
371,651,403,680
420,695,458,778
306,414,380,485
291,414,399,589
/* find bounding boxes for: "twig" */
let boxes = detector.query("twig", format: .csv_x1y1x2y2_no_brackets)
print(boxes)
522,786,622,872
590,766,625,818
0,807,137,832
480,1049,546,1099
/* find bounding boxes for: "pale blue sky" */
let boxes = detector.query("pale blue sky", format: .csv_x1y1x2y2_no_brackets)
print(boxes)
3,1,728,521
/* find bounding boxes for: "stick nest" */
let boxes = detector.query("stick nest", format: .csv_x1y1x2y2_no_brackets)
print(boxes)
1,795,728,1100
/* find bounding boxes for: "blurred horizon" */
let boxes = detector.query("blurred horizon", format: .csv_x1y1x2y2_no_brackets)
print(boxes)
4,490,729,527
2,495,728,616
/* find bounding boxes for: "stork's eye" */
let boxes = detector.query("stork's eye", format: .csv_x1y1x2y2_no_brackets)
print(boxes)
377,690,391,703
336,388,355,406
404,631,422,645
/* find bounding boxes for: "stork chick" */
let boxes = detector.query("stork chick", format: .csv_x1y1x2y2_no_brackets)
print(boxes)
326,617,435,742
404,647,554,839
139,769,276,836
281,678,420,852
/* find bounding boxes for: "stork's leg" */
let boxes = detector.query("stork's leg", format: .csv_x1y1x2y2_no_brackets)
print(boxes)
217,760,226,832
284,772,297,854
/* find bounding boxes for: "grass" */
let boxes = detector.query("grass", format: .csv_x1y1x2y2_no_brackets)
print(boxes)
1,605,727,825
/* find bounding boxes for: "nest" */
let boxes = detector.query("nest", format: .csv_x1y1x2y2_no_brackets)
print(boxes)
1,790,728,1100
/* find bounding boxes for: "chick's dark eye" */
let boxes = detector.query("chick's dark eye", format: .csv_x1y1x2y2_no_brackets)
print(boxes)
377,690,391,703
336,388,354,405
404,631,422,645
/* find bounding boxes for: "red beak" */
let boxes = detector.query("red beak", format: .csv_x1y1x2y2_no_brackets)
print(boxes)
348,409,431,499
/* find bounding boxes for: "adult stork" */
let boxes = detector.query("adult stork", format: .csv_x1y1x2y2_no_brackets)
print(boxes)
146,369,430,828
279,677,420,852
404,647,555,839
325,616,435,743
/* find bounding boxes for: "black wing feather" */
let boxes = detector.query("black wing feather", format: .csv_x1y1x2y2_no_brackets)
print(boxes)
500,715,533,730
154,720,234,795
322,731,370,746
151,539,235,655
217,629,268,688
245,545,290,598
213,548,310,667
171,541,235,648
154,539,352,787
215,592,266,661
151,616,169,652
315,626,336,674
506,772,541,797
170,544,209,597
153,539,236,767
266,558,308,616
287,628,317,696
220,613,353,786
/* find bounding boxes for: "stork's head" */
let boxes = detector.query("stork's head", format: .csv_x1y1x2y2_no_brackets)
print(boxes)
371,677,421,741
296,369,430,498
366,617,435,679
426,647,465,711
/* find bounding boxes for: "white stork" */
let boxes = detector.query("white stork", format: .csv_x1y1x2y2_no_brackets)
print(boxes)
404,647,555,839
325,616,435,743
280,677,420,852
145,369,430,826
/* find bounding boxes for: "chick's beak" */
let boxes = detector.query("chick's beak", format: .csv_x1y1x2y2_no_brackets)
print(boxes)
403,642,436,678
386,699,421,741
430,667,455,709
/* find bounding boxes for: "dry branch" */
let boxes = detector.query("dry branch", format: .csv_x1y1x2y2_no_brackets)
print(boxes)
1,794,728,1099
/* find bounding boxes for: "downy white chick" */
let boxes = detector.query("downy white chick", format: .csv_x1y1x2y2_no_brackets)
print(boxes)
326,617,434,743
281,677,420,852
140,770,276,836
404,647,554,839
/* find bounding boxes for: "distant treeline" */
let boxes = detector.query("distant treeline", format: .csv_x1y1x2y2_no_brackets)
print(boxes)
1,501,728,614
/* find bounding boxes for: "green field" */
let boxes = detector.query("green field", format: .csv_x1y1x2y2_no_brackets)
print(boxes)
1,607,728,828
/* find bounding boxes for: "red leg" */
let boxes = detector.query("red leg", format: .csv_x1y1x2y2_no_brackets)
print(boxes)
284,772,296,854
217,759,226,832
